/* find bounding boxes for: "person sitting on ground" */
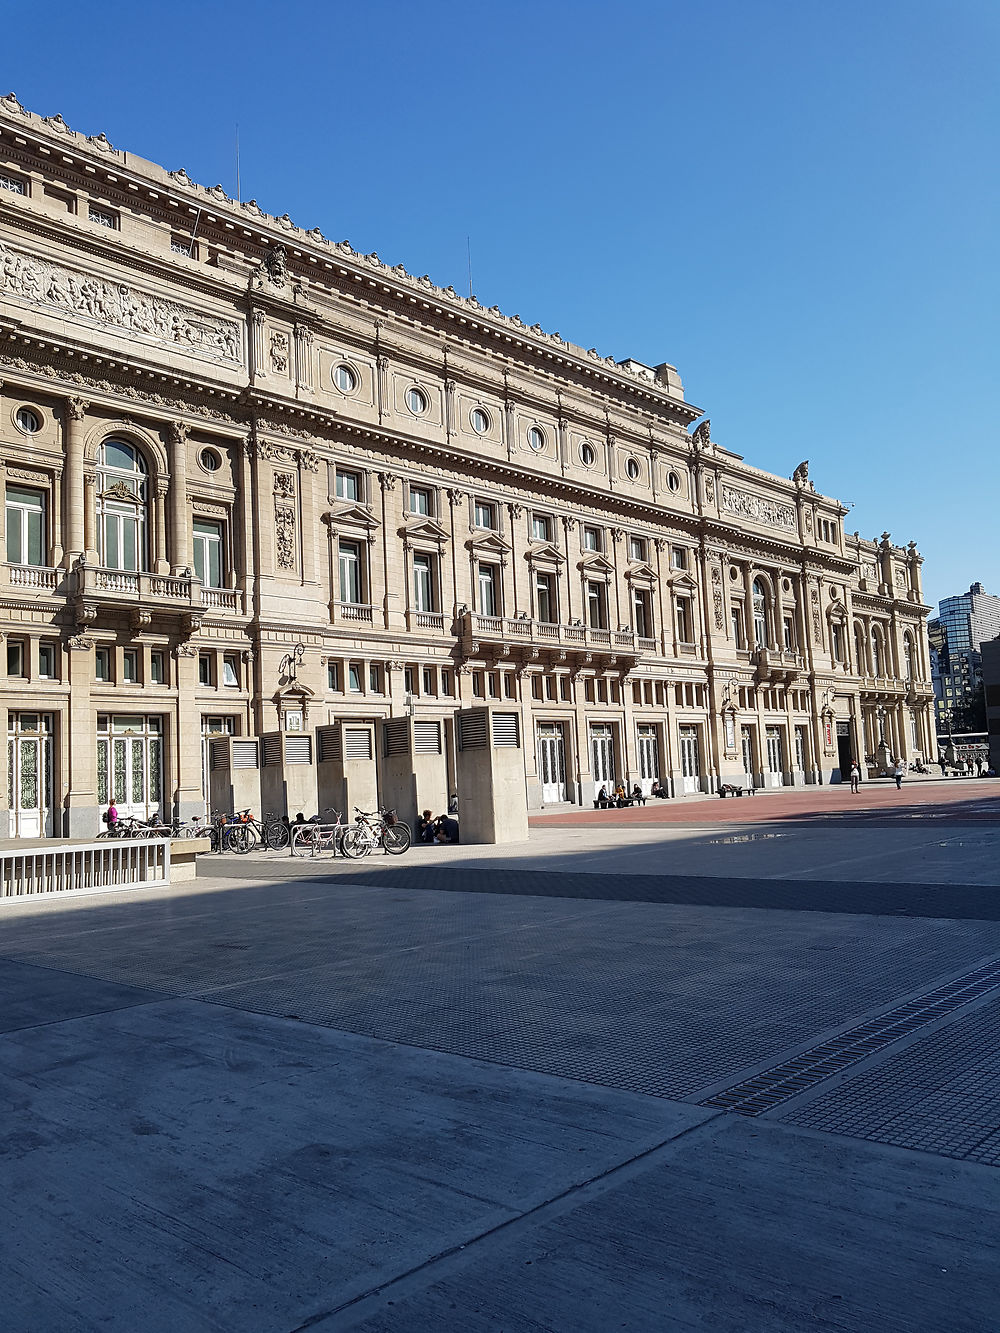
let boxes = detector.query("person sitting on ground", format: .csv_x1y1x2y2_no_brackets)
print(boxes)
417,809,437,842
435,814,460,844
448,793,459,815
649,780,667,799
631,784,646,806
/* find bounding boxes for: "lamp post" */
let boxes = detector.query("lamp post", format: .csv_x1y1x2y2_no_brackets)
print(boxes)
875,704,887,746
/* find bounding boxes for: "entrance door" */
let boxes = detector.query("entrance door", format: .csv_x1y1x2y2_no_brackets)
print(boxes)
765,726,783,788
7,713,53,837
590,723,615,798
202,715,236,816
836,721,853,783
679,725,700,794
741,725,756,785
637,724,659,794
537,723,567,803
97,716,163,819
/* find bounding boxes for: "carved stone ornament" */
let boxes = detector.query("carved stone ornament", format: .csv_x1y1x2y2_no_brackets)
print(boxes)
168,420,189,446
258,243,288,287
0,239,241,363
66,634,95,651
275,504,297,569
131,608,152,630
704,476,716,504
447,487,465,506
273,472,296,500
692,419,711,450
174,643,198,658
1,92,28,116
811,589,822,644
298,448,319,473
805,511,814,533
720,486,796,532
508,503,523,519
183,613,203,636
711,566,725,630
269,332,289,374
5,467,49,485
378,472,397,491
385,659,404,672
66,396,89,421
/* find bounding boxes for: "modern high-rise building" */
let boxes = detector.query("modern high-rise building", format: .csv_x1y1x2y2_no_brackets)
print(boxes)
0,96,936,838
928,583,1000,743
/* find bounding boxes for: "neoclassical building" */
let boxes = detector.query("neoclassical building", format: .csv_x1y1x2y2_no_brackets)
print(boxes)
0,95,936,837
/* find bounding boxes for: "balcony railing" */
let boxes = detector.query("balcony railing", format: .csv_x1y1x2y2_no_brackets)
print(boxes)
72,565,242,613
202,587,244,613
410,610,445,631
335,601,375,624
5,563,59,590
462,612,652,656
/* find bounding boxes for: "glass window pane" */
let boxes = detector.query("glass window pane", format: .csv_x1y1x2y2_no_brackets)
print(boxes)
208,539,222,588
123,517,137,571
104,515,119,568
6,509,21,564
193,537,205,584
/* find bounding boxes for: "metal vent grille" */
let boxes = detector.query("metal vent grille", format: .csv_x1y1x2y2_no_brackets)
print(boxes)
262,735,282,767
316,725,338,763
458,710,489,751
492,712,520,748
209,739,229,771
383,717,410,757
413,721,442,755
701,958,1000,1117
284,736,312,765
344,727,373,761
231,739,258,770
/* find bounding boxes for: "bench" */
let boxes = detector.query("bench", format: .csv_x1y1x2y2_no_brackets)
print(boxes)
593,798,635,809
718,784,756,798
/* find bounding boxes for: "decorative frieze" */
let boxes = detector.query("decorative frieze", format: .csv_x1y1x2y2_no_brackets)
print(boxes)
720,485,796,532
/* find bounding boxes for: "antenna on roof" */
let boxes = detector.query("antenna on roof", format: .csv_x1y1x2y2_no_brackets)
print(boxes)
466,235,474,300
235,123,241,205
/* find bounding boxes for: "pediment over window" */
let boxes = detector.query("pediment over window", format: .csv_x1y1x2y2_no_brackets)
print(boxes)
577,551,615,578
323,501,379,534
666,570,699,593
625,560,658,584
465,529,511,558
400,516,451,548
826,601,849,624
525,540,565,568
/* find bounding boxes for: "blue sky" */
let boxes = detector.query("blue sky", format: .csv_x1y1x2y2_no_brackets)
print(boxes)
5,0,997,608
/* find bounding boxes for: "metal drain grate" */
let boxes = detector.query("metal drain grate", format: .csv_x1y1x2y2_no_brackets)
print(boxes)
701,957,1000,1116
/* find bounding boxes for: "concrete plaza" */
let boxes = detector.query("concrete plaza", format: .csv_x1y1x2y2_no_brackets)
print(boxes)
2,781,1000,1330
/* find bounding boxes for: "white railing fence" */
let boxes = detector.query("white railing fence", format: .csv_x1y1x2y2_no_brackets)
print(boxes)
1,839,171,899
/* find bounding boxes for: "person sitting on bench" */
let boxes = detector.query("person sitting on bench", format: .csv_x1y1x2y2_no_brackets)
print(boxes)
596,784,611,809
650,780,668,799
631,784,646,806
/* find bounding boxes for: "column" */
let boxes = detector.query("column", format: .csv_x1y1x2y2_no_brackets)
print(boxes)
83,476,99,563
154,485,168,574
64,634,97,837
173,645,204,822
63,396,89,565
168,421,190,574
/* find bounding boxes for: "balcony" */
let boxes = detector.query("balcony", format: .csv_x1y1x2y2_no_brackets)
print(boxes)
4,563,62,593
334,601,376,625
752,647,805,682
459,611,651,667
71,564,244,625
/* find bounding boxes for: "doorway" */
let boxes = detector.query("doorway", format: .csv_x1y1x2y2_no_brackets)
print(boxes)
537,722,567,803
7,712,53,837
679,725,700,794
836,721,853,782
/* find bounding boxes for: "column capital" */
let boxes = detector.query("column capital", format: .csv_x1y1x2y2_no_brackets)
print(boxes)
66,396,89,422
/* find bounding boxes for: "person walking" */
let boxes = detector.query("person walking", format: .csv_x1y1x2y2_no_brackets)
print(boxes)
849,761,861,794
893,759,904,790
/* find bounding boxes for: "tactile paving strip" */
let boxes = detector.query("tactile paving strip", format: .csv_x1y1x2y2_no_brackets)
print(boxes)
700,957,1000,1116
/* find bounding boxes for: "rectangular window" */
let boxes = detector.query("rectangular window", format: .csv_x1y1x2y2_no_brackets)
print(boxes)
508,673,519,700
327,661,340,691
478,563,499,616
531,675,542,700
783,616,795,650
338,540,362,604
490,672,501,699
409,486,430,516
731,606,744,647
95,648,111,682
369,664,383,693
532,514,551,542
88,204,118,228
348,663,363,692
412,552,436,612
473,671,485,698
336,470,361,501
559,675,571,701
629,536,647,561
633,588,651,638
676,598,691,643
150,651,165,685
38,642,56,679
441,669,453,696
672,548,687,570
198,653,213,686
583,526,602,552
422,667,436,696
404,667,415,694
6,486,46,566
171,236,195,257
535,572,556,624
474,500,495,530
6,639,25,677
0,172,28,195
586,581,607,630
122,649,138,684
193,519,224,589
223,655,239,687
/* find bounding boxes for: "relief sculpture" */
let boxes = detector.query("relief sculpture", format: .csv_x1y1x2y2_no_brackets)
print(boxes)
0,239,241,364
720,485,796,531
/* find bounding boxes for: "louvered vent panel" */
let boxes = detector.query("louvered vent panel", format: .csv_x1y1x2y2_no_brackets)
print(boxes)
413,721,442,754
210,739,229,771
492,713,520,748
344,727,373,761
316,725,339,763
458,710,489,751
383,718,410,757
285,736,312,765
262,735,282,767
231,740,259,769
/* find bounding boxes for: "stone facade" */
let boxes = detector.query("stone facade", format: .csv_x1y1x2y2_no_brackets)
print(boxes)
0,97,937,837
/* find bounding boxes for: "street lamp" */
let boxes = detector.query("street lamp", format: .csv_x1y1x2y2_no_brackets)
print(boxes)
875,704,887,746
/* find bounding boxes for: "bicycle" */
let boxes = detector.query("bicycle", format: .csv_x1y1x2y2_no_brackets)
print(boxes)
340,807,411,858
289,809,344,857
238,810,290,851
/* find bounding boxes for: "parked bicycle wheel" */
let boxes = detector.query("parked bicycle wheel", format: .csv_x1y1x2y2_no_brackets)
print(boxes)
225,823,257,854
382,823,411,855
340,826,370,859
265,821,290,850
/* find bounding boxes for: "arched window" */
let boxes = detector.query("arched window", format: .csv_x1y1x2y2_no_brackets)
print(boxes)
97,439,148,571
752,579,768,649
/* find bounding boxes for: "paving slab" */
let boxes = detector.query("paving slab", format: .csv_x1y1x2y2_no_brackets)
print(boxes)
0,976,711,1333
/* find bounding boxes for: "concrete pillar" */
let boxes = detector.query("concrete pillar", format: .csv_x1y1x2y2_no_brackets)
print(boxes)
208,737,262,822
168,422,190,574
454,706,528,844
64,634,96,837
173,645,204,822
62,397,88,565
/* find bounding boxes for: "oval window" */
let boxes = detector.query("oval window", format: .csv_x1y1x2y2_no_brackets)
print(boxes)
406,386,427,415
334,364,357,393
15,407,40,434
527,426,545,452
471,408,490,434
200,448,221,473
667,470,681,492
625,457,641,480
580,441,596,466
